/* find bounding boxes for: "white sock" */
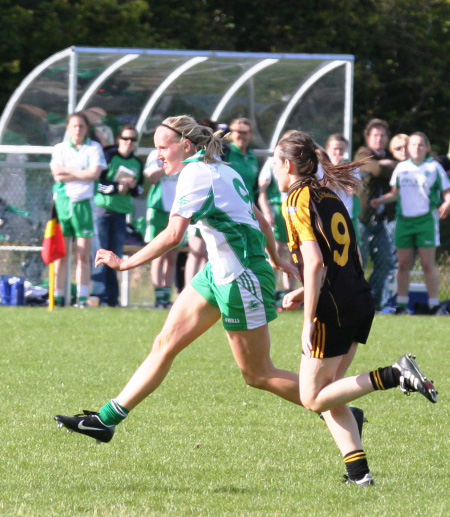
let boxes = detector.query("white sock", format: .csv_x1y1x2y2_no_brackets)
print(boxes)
77,285,89,299
428,298,439,309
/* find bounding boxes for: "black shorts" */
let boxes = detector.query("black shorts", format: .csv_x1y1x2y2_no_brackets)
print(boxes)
309,312,374,359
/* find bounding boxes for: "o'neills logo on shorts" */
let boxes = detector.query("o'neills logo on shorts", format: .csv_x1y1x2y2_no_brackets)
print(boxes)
225,317,240,323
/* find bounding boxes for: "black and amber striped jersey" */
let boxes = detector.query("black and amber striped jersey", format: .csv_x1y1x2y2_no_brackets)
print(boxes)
282,183,374,326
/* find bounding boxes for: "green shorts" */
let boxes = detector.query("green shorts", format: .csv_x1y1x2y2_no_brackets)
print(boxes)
395,212,439,248
272,203,288,242
145,208,169,243
145,208,188,246
191,259,278,330
55,196,94,238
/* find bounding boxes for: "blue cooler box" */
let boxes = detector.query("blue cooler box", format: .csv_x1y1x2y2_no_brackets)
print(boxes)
0,276,25,306
0,276,11,305
389,281,428,311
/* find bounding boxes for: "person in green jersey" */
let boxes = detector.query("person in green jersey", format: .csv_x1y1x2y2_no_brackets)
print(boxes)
223,118,260,204
371,132,450,314
55,115,301,445
91,125,144,307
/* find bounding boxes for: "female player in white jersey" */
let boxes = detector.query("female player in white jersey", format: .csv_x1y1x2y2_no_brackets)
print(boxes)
56,115,302,443
371,132,450,313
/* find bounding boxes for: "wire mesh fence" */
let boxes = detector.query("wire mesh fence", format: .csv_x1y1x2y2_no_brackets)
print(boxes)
1,164,450,305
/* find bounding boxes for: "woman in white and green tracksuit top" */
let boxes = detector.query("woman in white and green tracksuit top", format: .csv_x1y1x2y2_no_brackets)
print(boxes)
371,132,450,313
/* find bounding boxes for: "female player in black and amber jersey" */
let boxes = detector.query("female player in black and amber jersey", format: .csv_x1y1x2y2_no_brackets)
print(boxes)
273,130,438,486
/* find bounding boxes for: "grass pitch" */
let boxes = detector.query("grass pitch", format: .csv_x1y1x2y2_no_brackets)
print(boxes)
1,307,448,516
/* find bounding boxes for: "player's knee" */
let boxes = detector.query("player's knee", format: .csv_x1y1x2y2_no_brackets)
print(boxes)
299,392,322,413
77,251,91,267
420,262,434,275
241,369,268,390
397,260,410,272
151,332,178,360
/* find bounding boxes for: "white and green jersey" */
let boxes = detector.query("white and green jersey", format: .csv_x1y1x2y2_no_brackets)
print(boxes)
332,167,361,220
171,151,267,284
259,158,286,205
390,157,450,217
51,138,106,201
145,149,180,212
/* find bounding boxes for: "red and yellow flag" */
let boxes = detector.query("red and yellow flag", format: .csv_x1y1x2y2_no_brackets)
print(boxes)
41,202,66,265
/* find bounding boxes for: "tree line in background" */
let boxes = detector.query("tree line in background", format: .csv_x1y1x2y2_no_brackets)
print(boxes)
1,0,450,152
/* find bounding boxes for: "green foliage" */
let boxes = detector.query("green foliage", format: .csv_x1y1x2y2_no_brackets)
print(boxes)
1,307,449,514
1,1,450,151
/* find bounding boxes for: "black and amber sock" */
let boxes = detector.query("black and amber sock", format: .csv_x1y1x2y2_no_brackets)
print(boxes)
369,366,401,390
344,450,370,481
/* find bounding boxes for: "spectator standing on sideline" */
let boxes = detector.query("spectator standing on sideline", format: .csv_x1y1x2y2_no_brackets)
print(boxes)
91,125,144,307
389,134,409,163
50,112,106,307
325,133,361,242
144,148,180,308
387,134,409,268
371,132,450,314
223,118,260,204
354,119,397,309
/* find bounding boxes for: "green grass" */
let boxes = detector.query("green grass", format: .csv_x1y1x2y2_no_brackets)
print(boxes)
1,308,449,516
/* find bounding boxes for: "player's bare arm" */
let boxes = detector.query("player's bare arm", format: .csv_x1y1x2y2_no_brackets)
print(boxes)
96,215,191,271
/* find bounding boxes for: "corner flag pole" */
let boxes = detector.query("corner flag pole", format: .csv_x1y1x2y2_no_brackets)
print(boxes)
48,261,55,312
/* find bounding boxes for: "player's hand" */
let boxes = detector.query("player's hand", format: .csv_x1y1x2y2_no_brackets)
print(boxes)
439,201,450,219
301,320,315,357
370,198,381,209
378,158,396,168
53,170,75,182
272,258,300,281
95,249,123,270
119,177,137,189
281,288,304,310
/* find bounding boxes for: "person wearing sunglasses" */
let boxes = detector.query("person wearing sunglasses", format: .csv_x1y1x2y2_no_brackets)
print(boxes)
91,125,144,307
389,134,409,163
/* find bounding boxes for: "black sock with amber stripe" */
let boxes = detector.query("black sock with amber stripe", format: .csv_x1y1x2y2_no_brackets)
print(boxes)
344,450,370,480
369,366,401,390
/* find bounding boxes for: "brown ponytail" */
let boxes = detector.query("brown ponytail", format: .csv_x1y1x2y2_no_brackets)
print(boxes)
277,131,365,195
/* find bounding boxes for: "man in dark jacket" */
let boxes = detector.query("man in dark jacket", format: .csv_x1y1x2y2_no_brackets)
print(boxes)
354,119,397,309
